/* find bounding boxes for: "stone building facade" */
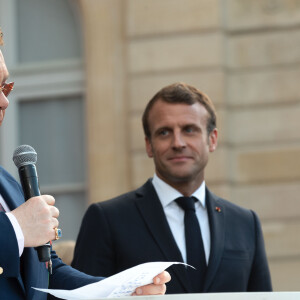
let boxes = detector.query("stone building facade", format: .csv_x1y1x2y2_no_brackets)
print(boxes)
79,0,300,291
1,0,299,291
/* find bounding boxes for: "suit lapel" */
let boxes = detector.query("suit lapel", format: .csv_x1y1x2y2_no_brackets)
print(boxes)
135,179,192,292
203,188,225,292
0,167,24,210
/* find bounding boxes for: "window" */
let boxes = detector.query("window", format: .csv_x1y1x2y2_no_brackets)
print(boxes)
0,0,86,239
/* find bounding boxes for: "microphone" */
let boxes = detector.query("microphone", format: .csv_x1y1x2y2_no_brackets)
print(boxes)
13,145,52,273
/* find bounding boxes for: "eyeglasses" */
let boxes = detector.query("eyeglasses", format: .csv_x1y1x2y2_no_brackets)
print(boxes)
0,82,14,97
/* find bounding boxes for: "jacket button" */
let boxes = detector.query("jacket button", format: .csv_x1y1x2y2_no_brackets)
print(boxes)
0,267,3,275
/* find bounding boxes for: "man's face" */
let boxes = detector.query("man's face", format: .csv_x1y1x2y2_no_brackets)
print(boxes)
145,100,217,189
0,50,9,126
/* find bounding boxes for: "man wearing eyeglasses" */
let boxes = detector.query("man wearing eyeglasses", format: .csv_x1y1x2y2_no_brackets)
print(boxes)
0,29,170,300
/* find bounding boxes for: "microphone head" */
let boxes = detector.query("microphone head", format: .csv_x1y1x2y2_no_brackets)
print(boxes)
13,145,37,168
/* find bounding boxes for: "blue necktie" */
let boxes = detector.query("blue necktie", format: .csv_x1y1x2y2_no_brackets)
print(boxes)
175,196,207,292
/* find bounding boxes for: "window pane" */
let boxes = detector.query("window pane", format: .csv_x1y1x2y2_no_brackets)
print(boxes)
19,95,86,186
53,192,86,240
17,0,82,63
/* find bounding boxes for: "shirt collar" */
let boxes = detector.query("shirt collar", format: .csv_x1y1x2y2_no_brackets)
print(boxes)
152,174,206,208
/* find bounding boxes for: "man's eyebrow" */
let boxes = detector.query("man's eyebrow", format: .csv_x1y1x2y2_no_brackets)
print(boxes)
156,126,171,131
153,126,170,134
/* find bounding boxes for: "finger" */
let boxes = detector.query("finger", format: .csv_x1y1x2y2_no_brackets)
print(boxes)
43,195,55,206
133,283,166,296
52,218,59,229
154,271,171,284
50,206,60,218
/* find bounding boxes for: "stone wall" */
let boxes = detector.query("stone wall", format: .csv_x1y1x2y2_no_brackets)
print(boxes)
80,0,300,290
224,0,300,290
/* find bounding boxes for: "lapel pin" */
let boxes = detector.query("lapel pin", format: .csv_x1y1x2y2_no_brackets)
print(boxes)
215,206,221,213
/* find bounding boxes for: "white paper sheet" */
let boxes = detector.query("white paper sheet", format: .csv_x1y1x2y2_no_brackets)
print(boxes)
34,261,189,300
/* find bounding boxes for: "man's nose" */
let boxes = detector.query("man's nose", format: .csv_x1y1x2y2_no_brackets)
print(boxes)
172,131,186,148
0,93,9,110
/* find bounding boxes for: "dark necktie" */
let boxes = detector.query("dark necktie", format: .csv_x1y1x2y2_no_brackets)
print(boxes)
175,196,207,292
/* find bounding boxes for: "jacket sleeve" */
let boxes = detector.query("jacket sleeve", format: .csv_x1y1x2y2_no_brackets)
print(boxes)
49,249,103,290
0,212,20,277
247,211,272,291
72,203,116,277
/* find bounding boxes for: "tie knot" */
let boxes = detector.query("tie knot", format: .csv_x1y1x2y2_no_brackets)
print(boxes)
175,197,196,212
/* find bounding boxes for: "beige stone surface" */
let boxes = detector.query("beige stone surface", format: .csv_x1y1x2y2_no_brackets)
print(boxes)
235,147,300,183
128,33,223,73
228,67,300,106
205,147,229,184
126,0,220,36
227,29,300,69
233,147,300,184
232,182,300,220
263,219,300,258
269,258,300,291
131,152,155,188
228,104,300,145
79,0,129,202
202,146,230,184
129,114,144,151
205,183,232,200
225,0,300,30
215,109,227,146
129,70,225,112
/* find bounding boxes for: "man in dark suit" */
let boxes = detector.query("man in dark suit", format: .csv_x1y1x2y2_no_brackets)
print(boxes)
72,82,272,293
0,29,170,300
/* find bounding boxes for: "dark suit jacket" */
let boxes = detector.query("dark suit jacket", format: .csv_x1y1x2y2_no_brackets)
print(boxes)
72,179,272,293
0,166,102,300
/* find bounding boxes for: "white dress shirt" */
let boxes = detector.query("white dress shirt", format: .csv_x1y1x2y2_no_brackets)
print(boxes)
0,193,25,256
152,174,211,264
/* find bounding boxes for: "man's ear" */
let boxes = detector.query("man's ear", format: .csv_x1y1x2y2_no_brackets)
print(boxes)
208,128,218,152
145,137,153,158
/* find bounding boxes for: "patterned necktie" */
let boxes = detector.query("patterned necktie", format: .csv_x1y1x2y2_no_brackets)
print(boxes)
175,196,207,292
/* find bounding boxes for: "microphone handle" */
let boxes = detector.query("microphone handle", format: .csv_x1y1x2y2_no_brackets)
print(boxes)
19,165,52,263
19,164,40,199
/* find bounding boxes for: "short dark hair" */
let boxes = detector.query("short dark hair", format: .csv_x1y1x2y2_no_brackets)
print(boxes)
142,82,217,138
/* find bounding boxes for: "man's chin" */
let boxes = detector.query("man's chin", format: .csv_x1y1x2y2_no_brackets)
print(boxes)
165,172,197,183
168,167,196,179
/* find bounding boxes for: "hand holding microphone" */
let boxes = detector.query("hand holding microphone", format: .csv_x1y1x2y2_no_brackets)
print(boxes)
11,195,59,247
11,145,62,274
